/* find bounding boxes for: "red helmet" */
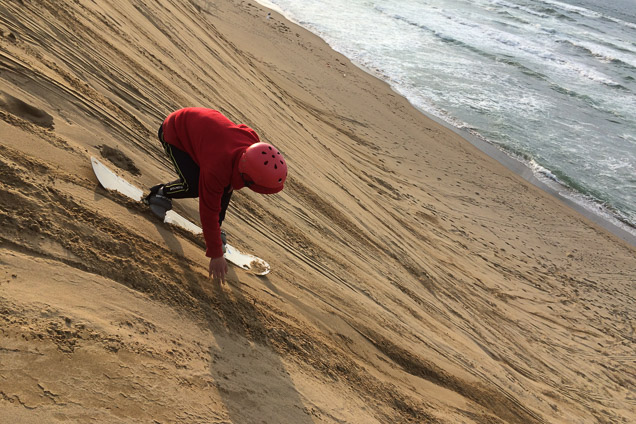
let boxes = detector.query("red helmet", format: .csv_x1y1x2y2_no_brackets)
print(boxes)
238,142,287,192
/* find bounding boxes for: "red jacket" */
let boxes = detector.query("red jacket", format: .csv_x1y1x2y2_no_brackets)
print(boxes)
161,107,258,258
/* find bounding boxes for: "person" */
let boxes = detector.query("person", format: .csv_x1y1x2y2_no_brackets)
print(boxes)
144,107,288,282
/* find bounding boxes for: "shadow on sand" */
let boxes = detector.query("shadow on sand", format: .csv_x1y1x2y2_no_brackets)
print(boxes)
206,273,314,424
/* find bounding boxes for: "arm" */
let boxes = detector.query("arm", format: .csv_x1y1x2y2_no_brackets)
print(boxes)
199,178,228,282
209,187,234,282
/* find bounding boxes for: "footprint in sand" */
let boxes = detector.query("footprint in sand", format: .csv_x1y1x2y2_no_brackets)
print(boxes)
0,91,54,129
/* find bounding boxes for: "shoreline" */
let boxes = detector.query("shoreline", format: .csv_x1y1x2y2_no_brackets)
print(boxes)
255,0,636,248
418,105,636,247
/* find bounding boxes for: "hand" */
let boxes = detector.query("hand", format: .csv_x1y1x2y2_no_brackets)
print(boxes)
209,256,228,283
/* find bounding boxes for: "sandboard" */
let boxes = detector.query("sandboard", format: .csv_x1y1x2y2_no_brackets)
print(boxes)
91,156,270,275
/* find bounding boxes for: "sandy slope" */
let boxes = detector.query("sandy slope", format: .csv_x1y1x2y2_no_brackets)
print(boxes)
0,1,634,423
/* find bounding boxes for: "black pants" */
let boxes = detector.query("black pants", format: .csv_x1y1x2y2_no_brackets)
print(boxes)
158,125,232,226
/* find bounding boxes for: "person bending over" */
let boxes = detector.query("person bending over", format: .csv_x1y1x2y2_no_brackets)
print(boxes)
144,107,287,282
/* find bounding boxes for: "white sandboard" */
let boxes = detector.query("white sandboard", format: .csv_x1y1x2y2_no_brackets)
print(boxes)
91,156,270,275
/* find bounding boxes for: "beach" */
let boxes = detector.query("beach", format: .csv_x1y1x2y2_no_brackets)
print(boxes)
1,0,635,423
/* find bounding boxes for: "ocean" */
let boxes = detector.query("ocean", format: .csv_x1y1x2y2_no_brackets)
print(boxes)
255,0,636,239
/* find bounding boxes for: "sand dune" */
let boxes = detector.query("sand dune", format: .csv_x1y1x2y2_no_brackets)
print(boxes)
1,1,634,423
